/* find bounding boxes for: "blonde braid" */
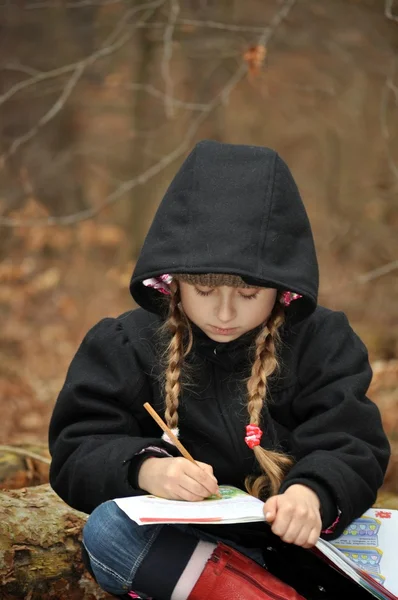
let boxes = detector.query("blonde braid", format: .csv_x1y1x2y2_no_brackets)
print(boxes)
245,302,294,499
163,281,192,429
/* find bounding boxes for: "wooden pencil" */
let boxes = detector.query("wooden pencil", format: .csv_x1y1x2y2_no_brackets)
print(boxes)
143,402,196,463
143,402,222,498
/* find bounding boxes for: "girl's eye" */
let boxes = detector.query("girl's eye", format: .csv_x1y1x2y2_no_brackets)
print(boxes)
195,288,213,297
195,288,259,299
240,293,259,300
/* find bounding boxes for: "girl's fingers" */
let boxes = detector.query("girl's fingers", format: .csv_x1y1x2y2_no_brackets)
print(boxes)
302,527,321,548
269,502,295,538
196,461,215,476
290,525,312,547
178,486,208,502
281,515,321,547
263,496,278,522
185,462,219,496
271,519,290,538
184,475,216,499
173,490,200,502
279,519,305,544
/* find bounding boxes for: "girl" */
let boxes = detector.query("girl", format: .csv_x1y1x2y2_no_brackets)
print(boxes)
49,140,390,600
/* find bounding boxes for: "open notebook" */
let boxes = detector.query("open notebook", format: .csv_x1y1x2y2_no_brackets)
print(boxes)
114,485,398,600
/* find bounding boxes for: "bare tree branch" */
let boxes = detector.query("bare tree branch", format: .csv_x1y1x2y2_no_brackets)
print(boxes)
2,63,42,77
0,0,167,162
126,83,208,110
0,63,81,109
25,0,122,8
178,19,273,33
258,0,297,46
101,0,160,48
388,78,398,103
4,64,85,159
0,0,298,227
356,259,398,284
0,0,166,109
320,259,398,295
0,108,213,226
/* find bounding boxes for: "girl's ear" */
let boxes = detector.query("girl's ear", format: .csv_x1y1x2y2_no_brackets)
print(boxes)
170,278,179,293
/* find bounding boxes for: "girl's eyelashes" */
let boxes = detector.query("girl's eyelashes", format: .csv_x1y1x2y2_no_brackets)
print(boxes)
195,288,213,297
194,287,259,300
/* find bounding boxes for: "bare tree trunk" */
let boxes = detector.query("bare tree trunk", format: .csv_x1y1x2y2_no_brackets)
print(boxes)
0,484,112,599
116,17,159,262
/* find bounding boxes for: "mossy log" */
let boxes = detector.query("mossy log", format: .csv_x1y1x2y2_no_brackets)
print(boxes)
0,483,113,600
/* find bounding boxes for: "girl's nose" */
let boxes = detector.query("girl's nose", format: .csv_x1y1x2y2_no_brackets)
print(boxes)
216,297,236,323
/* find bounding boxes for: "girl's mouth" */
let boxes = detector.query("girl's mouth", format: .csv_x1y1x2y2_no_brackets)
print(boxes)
210,325,238,335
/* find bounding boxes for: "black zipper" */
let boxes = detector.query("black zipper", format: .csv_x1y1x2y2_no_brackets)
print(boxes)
210,555,288,600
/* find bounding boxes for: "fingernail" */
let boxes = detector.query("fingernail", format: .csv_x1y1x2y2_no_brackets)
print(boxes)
265,512,272,521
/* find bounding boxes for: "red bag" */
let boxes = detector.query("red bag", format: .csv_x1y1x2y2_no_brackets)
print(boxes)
188,542,305,600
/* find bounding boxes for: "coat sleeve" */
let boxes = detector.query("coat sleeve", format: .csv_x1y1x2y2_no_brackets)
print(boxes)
48,317,177,514
278,311,391,539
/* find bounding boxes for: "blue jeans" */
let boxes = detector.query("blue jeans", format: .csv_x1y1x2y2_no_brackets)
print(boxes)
82,500,265,597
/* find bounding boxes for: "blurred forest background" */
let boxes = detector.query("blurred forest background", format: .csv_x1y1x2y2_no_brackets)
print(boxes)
0,0,398,499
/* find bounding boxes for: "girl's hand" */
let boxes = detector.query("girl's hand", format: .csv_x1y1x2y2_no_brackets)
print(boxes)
138,457,219,501
263,484,322,548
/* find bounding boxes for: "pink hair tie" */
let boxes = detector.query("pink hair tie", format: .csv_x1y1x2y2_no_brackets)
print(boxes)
280,291,302,307
142,274,173,295
245,424,263,449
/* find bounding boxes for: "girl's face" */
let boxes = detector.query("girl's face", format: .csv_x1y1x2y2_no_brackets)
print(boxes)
179,281,277,342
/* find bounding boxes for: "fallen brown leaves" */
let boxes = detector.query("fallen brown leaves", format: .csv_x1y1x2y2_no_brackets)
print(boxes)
0,201,132,446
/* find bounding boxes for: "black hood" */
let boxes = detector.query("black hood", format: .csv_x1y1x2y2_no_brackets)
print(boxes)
130,140,319,322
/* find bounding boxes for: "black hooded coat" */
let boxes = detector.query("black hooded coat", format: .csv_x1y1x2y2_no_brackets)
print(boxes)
49,141,390,594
